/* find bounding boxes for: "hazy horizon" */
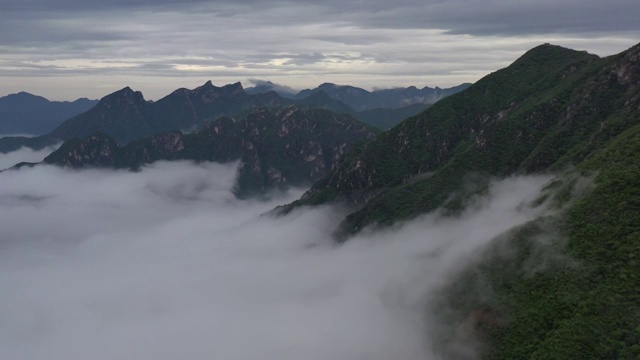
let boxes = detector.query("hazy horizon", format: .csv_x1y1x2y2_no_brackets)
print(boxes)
1,1,637,101
0,78,472,102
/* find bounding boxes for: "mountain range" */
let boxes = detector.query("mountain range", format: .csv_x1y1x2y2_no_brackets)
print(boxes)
0,92,97,135
246,80,471,111
0,81,467,153
293,82,471,111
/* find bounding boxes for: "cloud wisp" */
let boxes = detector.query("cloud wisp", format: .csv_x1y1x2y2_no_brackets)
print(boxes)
0,143,60,171
0,161,552,359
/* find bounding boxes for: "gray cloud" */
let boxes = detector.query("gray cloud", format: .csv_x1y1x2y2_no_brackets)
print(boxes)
0,159,554,359
0,0,637,100
0,143,60,170
281,53,326,66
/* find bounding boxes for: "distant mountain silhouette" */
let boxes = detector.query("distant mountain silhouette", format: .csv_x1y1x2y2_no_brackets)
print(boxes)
0,82,294,153
294,82,471,111
244,80,297,98
0,80,467,154
0,92,97,135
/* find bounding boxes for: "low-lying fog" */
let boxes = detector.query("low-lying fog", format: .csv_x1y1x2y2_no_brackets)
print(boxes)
0,143,60,171
0,156,551,359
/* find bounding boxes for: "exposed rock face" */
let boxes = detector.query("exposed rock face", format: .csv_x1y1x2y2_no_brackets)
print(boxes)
44,106,378,196
0,79,468,154
49,133,118,168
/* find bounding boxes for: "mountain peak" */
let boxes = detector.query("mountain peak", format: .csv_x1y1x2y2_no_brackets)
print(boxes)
191,81,214,94
2,92,48,104
194,81,244,96
219,82,245,96
98,86,145,105
318,82,337,89
512,43,599,68
115,86,137,97
224,82,244,91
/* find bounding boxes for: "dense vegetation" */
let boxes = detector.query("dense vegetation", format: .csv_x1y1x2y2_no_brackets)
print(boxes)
286,42,640,358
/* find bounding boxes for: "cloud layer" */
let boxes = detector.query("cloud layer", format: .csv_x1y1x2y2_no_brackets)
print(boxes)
0,1,637,100
0,142,60,171
0,160,552,359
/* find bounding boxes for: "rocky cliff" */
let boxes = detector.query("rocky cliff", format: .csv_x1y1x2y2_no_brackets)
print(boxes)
44,106,378,196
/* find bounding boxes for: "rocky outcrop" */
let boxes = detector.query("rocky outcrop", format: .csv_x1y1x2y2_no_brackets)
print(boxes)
43,106,378,196
289,42,640,234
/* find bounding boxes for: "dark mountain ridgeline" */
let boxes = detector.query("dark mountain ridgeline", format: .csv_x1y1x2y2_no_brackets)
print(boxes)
1,80,430,153
283,42,640,358
47,81,295,146
247,81,469,129
0,82,296,153
43,106,378,196
294,82,471,111
244,80,298,98
0,92,97,135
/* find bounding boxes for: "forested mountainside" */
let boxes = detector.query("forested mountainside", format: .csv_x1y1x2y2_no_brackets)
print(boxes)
42,106,378,196
282,42,640,358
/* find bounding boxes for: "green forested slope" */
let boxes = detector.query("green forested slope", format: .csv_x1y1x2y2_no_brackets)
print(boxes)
285,42,640,358
291,43,639,236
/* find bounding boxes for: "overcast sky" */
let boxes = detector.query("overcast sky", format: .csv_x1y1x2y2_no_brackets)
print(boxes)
1,0,638,100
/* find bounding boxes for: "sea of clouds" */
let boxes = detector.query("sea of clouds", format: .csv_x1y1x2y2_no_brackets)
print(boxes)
0,133,60,170
0,151,552,359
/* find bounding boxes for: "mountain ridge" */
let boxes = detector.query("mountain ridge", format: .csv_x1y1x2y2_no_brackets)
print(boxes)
293,82,471,111
0,92,98,135
0,80,468,153
41,106,379,196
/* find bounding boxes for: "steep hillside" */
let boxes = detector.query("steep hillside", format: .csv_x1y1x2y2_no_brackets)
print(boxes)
284,42,640,358
43,106,378,196
355,102,431,130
